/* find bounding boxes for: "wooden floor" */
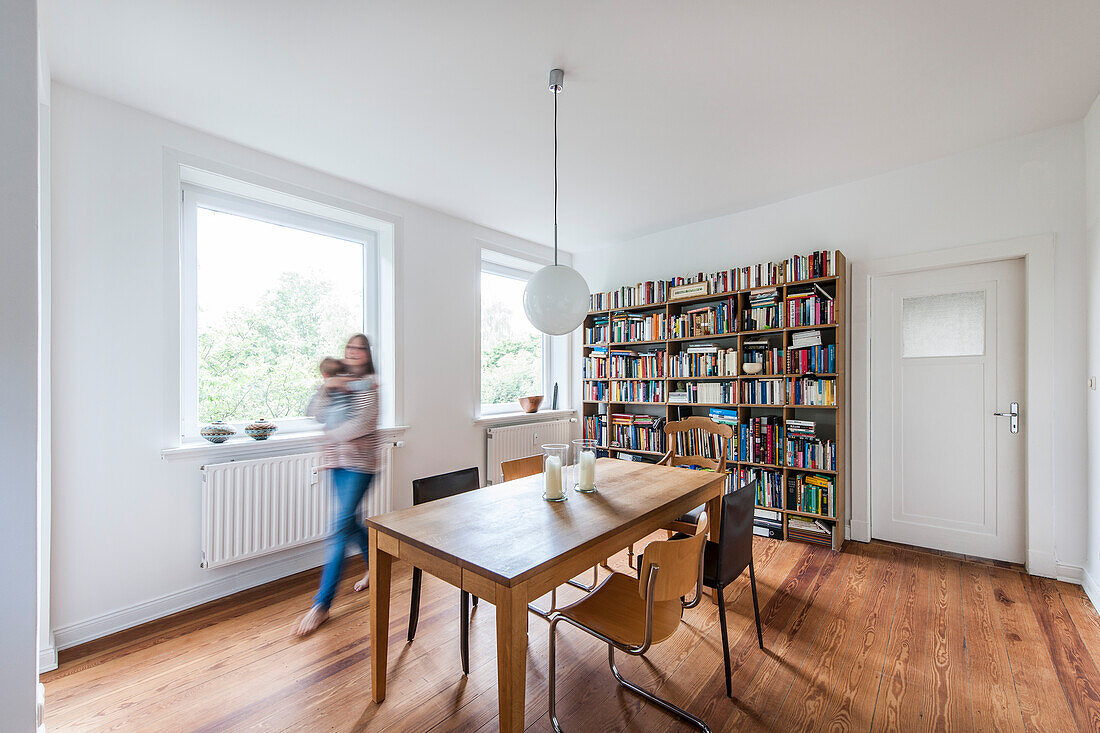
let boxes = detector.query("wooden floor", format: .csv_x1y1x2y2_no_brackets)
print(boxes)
42,537,1100,732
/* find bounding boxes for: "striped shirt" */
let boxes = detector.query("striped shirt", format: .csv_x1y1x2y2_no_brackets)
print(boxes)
307,380,381,473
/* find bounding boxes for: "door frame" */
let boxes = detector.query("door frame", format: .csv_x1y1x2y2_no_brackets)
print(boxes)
851,234,1055,577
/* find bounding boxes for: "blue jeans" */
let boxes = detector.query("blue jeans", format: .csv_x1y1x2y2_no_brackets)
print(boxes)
314,468,374,610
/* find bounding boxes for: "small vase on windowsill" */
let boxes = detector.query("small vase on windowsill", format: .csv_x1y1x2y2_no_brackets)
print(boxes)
245,419,278,441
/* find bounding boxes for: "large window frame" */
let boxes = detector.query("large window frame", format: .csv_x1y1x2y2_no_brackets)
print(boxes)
179,182,382,440
478,249,553,416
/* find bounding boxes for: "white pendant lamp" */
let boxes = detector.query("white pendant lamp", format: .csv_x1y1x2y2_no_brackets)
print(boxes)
523,68,591,336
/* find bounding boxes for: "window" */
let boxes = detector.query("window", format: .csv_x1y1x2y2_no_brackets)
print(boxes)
902,290,985,358
480,250,550,415
180,179,392,439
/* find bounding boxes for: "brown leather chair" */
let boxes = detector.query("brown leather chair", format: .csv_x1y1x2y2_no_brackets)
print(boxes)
548,514,711,732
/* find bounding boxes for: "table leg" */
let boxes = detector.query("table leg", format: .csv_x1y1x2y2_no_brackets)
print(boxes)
495,581,528,732
369,528,392,703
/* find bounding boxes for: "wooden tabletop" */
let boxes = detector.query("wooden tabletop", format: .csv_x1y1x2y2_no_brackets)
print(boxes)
364,458,723,587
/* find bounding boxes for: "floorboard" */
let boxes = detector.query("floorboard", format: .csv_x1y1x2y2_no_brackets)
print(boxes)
41,538,1100,732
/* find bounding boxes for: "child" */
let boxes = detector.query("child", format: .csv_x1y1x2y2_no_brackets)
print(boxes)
317,356,376,431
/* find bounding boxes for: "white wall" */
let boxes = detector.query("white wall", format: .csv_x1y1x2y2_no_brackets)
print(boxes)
1084,94,1100,600
49,82,573,647
576,122,1088,573
0,0,41,727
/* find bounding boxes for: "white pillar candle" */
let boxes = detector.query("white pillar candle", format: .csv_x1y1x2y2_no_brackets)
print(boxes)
544,456,563,499
578,451,595,491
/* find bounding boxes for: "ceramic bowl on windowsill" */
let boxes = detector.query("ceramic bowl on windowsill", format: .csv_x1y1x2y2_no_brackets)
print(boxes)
519,395,544,413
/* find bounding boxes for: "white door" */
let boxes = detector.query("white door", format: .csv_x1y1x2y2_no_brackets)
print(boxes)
870,258,1025,562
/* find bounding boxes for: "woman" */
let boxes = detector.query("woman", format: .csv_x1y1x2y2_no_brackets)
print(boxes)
295,333,380,637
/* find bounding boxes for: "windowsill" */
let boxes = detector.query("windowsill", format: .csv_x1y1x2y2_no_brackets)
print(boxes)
161,425,409,463
472,409,576,427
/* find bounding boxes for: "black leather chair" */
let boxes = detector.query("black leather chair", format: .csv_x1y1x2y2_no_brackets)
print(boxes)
407,467,481,675
639,481,763,697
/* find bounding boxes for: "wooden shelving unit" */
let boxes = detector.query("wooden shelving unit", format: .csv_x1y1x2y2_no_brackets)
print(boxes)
581,251,848,550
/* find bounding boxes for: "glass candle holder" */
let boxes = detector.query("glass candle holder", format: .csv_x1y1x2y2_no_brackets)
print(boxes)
572,439,598,493
542,444,568,502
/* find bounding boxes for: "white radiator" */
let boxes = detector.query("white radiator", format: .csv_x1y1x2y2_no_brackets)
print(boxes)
486,417,576,484
200,443,396,569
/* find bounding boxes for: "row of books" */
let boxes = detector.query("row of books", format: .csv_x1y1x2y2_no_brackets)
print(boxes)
587,250,840,312
790,377,836,406
786,344,836,374
743,289,781,331
672,425,726,461
668,345,738,377
741,378,786,405
785,284,835,328
739,416,784,465
788,473,835,517
742,341,784,375
584,381,607,401
609,380,664,403
610,414,666,453
786,438,836,471
584,317,609,345
583,414,606,445
669,381,736,404
787,516,834,547
582,346,609,379
746,469,784,508
611,313,666,342
667,298,737,339
608,349,664,379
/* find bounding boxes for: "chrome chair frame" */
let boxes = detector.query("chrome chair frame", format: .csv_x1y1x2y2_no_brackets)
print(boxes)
547,547,710,732
528,566,601,619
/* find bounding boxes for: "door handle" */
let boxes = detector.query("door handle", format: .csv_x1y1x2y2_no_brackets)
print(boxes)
993,402,1019,434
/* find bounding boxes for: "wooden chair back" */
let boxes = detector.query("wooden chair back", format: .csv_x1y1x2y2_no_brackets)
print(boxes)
501,454,543,482
411,467,480,506
638,512,709,602
716,482,755,586
657,416,733,474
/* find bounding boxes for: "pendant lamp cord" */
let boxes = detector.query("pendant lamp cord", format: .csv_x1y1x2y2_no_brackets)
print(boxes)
553,88,559,266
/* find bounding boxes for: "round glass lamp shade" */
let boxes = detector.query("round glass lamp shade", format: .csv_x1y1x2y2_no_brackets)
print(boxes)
523,264,590,335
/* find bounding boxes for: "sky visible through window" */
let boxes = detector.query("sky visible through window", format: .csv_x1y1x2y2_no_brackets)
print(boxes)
481,270,543,407
196,207,364,424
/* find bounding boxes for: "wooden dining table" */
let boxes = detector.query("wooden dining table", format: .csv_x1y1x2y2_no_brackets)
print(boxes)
363,457,727,732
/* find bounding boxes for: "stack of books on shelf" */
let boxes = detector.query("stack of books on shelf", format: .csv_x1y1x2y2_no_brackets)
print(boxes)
753,508,784,539
669,344,738,377
785,251,838,282
609,380,664,403
584,381,607,401
743,288,781,331
582,346,608,379
787,517,834,547
787,343,836,374
673,380,735,404
610,414,666,453
585,317,609,344
738,416,784,465
790,329,822,348
788,473,835,517
785,284,835,327
791,376,836,406
611,313,665,342
609,349,664,379
786,419,815,441
668,298,736,338
742,340,783,374
583,414,607,445
741,377,786,405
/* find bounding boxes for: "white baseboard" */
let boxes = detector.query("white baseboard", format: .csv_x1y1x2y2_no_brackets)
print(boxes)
1083,566,1100,611
38,633,57,673
52,542,328,651
1027,548,1058,579
1056,562,1084,585
849,518,871,543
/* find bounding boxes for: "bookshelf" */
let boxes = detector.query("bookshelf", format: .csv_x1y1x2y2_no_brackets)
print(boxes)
582,250,847,551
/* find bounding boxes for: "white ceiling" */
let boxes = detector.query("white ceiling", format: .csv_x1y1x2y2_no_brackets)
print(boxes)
41,1,1100,251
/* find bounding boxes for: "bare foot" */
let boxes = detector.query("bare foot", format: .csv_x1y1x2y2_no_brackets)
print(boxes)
293,605,330,637
353,573,370,592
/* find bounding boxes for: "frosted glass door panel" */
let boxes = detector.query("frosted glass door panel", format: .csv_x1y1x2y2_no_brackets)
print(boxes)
901,290,985,358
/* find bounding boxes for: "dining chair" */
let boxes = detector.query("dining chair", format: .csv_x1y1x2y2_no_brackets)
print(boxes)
498,456,600,617
407,467,481,675
619,416,733,570
639,482,764,697
500,454,543,482
548,513,711,732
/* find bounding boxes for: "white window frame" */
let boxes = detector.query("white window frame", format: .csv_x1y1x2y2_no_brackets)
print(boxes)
179,182,381,440
478,251,552,416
